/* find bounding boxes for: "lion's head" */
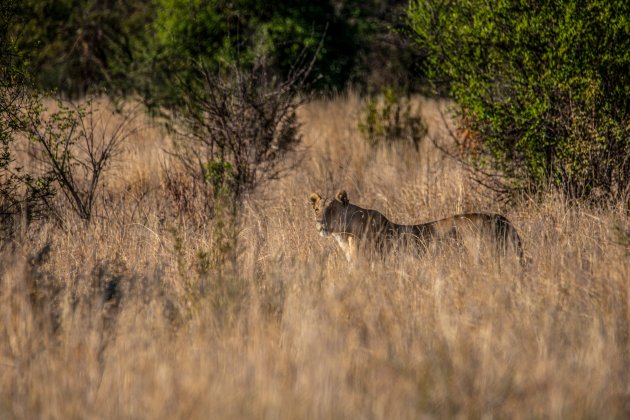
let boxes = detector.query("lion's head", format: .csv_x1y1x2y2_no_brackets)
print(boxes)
308,190,350,237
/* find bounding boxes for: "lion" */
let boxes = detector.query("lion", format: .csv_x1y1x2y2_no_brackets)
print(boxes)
309,190,523,264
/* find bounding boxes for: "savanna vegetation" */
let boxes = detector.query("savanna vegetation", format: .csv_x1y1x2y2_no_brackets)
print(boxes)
408,0,630,200
1,0,629,418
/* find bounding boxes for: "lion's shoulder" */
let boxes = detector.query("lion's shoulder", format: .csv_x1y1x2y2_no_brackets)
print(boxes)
340,203,391,236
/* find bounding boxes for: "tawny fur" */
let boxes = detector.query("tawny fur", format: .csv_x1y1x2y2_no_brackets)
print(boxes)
309,190,523,263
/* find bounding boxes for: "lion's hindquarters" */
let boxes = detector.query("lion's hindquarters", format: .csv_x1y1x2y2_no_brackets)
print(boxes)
485,215,524,262
429,214,522,262
494,216,524,261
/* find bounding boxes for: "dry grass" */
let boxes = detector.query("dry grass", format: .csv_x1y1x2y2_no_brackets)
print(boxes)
1,93,629,419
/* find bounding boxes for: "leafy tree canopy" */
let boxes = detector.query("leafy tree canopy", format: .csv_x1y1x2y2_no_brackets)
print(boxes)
409,0,630,200
8,0,418,98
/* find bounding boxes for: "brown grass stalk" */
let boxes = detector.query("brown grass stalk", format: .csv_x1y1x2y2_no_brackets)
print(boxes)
0,94,628,419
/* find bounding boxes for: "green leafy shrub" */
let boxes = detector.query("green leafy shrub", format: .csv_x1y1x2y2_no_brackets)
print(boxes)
204,159,234,200
148,0,413,97
408,0,630,201
0,87,56,237
2,1,135,239
359,88,427,149
1,0,55,237
9,0,153,97
8,0,421,98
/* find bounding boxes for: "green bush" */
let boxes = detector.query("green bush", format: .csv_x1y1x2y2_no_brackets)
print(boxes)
1,0,56,237
9,0,153,97
408,0,630,201
7,0,421,98
358,88,427,149
2,0,133,230
124,0,420,101
148,0,360,99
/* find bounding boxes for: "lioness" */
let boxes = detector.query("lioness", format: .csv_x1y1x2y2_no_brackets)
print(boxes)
309,190,523,264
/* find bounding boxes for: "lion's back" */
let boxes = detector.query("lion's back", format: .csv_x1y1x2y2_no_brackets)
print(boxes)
427,212,522,257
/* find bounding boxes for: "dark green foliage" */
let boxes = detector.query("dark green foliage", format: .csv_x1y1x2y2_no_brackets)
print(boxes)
358,88,427,149
408,0,630,200
204,159,234,199
1,0,56,237
8,0,419,98
11,0,154,97
156,0,421,92
1,0,133,230
145,0,360,103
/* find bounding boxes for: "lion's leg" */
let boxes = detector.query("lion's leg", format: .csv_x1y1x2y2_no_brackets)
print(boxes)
346,236,358,264
333,234,357,264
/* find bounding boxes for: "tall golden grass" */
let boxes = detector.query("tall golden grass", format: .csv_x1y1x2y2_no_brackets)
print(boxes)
1,93,629,418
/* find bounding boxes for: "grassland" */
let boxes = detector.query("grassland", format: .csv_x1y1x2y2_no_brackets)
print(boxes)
1,94,629,419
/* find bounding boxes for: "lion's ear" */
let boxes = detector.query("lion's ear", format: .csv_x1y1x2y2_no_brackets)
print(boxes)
309,192,322,208
336,190,349,206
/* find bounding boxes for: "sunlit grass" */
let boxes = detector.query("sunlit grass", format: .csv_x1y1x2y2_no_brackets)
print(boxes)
1,94,628,419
